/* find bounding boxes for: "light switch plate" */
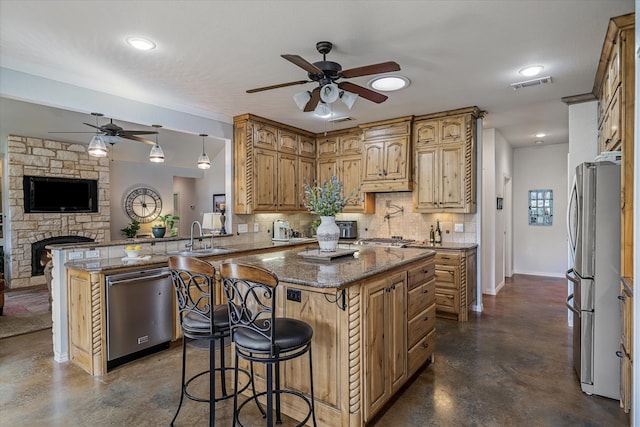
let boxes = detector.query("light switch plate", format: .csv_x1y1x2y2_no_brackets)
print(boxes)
253,223,259,233
68,252,83,260
454,223,464,233
237,224,248,233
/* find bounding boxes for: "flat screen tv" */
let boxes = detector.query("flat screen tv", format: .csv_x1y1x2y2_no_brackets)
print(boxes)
23,176,99,213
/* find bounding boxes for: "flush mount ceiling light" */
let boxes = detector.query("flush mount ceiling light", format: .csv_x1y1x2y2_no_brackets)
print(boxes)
535,133,546,138
368,75,410,92
197,133,211,170
126,37,156,51
519,65,544,77
149,125,165,163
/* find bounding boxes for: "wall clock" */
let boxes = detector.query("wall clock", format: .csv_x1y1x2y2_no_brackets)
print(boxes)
123,186,162,223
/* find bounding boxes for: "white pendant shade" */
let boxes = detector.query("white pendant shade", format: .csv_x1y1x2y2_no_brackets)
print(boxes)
88,135,108,157
340,91,358,109
197,152,211,169
293,91,311,110
320,83,339,103
149,144,165,163
314,102,331,118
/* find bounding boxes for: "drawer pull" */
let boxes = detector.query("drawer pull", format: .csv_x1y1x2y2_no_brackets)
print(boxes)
422,269,429,274
422,342,429,349
423,316,429,322
618,295,626,301
422,288,429,294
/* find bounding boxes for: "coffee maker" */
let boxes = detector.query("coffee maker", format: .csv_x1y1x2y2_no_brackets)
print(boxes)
272,219,291,241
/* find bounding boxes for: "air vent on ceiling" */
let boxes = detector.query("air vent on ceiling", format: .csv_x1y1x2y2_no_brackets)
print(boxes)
510,76,553,90
327,116,353,123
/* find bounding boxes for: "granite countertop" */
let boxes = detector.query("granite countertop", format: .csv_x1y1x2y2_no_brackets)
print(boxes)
406,241,478,250
66,244,435,290
64,239,318,272
215,246,435,289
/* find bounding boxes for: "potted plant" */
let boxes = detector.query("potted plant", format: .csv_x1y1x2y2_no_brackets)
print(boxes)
121,220,140,238
152,214,180,238
303,175,358,252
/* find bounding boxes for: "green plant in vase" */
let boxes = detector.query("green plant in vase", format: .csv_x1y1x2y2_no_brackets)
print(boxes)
152,214,180,238
121,220,140,238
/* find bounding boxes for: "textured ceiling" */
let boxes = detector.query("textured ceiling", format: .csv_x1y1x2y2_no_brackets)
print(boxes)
0,0,634,149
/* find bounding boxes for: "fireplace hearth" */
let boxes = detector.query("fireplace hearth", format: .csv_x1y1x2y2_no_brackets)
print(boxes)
31,236,94,276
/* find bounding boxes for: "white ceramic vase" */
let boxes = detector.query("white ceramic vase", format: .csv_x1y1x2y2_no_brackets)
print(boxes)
317,216,340,252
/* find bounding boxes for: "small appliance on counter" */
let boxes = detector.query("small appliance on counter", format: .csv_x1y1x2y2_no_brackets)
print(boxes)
272,219,291,241
335,220,358,240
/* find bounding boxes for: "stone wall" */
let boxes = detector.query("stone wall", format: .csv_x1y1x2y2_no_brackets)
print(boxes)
7,135,110,288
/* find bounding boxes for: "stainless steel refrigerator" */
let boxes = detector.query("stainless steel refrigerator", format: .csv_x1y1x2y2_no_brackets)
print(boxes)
566,161,620,400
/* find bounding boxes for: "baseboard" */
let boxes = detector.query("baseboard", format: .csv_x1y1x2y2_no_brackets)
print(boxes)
470,303,483,312
512,269,565,278
54,352,69,363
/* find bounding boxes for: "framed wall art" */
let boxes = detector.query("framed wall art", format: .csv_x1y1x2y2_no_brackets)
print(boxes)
528,190,553,226
213,194,226,213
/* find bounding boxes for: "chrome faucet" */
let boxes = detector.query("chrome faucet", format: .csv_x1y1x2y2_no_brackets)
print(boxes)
186,220,203,251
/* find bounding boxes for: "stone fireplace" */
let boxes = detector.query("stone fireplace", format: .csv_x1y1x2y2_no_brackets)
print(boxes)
7,135,110,288
31,236,94,276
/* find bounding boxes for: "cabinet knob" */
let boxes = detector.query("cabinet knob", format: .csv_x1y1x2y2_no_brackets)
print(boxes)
422,288,429,294
423,316,429,322
422,342,429,349
618,295,626,301
616,350,624,358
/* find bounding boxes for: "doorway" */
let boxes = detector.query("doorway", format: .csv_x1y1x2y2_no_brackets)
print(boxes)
503,176,513,278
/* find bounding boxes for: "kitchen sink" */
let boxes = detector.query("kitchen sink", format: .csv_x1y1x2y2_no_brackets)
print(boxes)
163,248,230,256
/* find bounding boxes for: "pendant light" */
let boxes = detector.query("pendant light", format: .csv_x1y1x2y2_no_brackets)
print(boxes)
149,124,165,163
87,112,108,157
197,133,211,169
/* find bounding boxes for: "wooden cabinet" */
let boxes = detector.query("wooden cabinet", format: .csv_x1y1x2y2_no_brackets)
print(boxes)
407,259,436,376
359,117,412,192
363,271,407,421
413,108,481,213
316,130,374,213
233,114,316,213
619,279,633,414
433,247,477,322
298,156,316,210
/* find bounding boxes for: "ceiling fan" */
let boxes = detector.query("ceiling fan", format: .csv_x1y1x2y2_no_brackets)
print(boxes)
246,41,401,112
49,112,158,145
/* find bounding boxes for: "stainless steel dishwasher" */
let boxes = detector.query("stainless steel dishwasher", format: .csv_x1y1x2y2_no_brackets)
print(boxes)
105,267,173,369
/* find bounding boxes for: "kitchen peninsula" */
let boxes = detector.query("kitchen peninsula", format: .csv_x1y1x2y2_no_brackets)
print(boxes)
62,242,436,427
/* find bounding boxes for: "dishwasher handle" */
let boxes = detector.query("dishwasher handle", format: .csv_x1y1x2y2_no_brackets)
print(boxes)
107,270,170,286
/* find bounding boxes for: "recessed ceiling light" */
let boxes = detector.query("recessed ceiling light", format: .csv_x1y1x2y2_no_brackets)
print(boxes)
368,75,410,92
126,37,156,51
535,133,546,138
519,65,544,77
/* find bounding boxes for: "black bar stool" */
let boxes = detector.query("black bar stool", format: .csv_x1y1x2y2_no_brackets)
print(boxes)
220,262,317,427
168,256,248,426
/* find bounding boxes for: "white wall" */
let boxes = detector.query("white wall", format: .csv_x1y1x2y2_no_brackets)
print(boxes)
481,128,513,295
568,101,598,174
513,143,569,277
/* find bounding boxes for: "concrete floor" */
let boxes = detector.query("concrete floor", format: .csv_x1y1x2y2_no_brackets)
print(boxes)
0,274,628,426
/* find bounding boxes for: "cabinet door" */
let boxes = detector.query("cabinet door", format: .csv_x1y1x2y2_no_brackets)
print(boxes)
253,122,278,150
253,149,277,211
317,158,337,185
363,141,385,181
466,249,477,309
339,133,362,155
414,146,439,211
364,277,389,420
340,156,365,211
317,137,338,158
607,88,621,150
439,142,465,210
388,273,407,393
440,116,466,144
278,130,298,154
414,120,438,146
299,157,316,210
383,137,408,181
277,153,298,210
299,135,316,158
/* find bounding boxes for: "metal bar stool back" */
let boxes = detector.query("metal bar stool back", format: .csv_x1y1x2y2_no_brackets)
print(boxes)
220,262,317,427
168,256,240,426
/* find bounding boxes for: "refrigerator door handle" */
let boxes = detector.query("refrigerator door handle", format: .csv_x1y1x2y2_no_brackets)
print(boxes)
567,174,578,262
566,294,580,315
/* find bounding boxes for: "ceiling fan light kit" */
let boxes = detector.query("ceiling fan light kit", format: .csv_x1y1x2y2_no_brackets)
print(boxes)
247,41,401,113
149,124,165,163
87,135,108,157
197,133,211,169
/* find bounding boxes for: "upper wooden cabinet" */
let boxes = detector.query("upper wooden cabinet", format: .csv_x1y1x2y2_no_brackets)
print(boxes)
359,117,413,192
593,13,634,281
233,114,316,214
412,107,481,213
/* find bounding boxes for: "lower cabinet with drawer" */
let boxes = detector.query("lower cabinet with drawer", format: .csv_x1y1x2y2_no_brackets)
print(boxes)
434,246,477,322
406,258,436,377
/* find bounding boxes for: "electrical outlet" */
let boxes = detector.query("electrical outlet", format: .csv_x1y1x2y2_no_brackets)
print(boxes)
84,250,100,259
253,223,259,233
237,224,248,233
454,223,464,233
286,289,301,302
68,252,83,260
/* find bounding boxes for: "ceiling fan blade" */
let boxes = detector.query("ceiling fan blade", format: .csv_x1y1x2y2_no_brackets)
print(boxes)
281,54,323,74
247,80,310,93
338,81,388,103
304,88,321,112
121,134,156,145
120,130,158,136
340,61,401,78
83,122,102,131
48,131,96,134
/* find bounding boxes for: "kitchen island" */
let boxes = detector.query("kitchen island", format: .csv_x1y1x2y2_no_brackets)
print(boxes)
64,244,436,426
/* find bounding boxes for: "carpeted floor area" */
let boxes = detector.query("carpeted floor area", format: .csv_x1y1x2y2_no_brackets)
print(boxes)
0,286,51,339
